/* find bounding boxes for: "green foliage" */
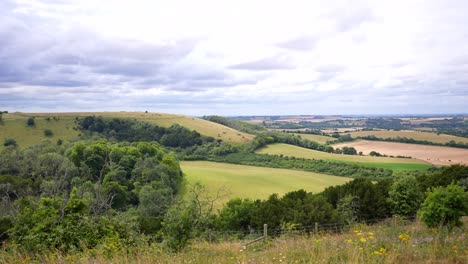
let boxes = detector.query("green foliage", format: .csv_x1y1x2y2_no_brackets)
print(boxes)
416,165,468,193
322,178,392,220
0,216,12,242
419,184,468,229
3,138,17,147
44,129,54,137
9,190,141,252
216,198,255,231
388,176,424,218
78,116,213,148
162,200,198,252
27,117,35,127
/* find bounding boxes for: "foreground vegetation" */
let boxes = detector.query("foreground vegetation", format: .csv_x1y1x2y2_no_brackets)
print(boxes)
1,219,466,263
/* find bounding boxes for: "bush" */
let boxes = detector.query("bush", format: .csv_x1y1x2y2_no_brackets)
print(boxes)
27,117,35,127
44,129,53,137
419,184,468,230
3,138,17,147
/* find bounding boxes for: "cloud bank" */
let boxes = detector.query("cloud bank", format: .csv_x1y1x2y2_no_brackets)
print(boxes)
0,0,467,115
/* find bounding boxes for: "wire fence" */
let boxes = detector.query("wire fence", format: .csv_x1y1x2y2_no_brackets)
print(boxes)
193,216,416,244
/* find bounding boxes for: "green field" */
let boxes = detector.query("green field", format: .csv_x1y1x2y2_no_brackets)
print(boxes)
1,112,254,148
181,161,351,206
256,143,432,172
346,130,468,144
295,134,335,144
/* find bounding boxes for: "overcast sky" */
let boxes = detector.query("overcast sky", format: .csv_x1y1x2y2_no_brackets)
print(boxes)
1,0,467,115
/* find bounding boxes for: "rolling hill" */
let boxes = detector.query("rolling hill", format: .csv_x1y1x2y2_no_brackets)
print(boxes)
0,112,254,148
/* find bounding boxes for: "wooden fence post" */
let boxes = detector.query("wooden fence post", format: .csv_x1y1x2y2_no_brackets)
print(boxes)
263,224,268,242
315,222,318,234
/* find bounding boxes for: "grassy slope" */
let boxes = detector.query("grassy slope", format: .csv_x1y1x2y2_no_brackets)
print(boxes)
0,114,80,148
346,130,468,144
0,112,254,148
181,161,351,205
256,143,432,172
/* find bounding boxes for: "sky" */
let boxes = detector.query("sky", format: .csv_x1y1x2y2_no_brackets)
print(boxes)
0,0,467,116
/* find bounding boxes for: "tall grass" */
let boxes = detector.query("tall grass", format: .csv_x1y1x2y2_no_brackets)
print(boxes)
1,219,466,263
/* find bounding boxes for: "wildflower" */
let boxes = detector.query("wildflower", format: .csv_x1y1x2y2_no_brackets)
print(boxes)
372,247,387,256
346,239,353,244
360,237,367,243
398,233,411,244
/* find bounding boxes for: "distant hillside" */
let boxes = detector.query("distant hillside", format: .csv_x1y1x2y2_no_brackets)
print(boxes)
0,112,254,148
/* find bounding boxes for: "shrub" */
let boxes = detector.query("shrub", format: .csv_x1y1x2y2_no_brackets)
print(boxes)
27,117,35,126
3,138,17,147
419,184,468,229
44,129,53,137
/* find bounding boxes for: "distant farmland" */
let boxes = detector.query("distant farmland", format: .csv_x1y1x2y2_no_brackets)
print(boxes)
182,161,352,206
345,130,468,144
257,143,432,172
334,140,468,166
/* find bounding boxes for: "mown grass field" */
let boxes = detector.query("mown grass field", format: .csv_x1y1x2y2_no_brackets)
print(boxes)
181,161,351,206
0,112,254,148
346,130,468,144
256,143,432,172
334,140,468,166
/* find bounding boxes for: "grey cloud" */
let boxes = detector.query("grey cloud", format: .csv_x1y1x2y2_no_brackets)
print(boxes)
229,55,294,71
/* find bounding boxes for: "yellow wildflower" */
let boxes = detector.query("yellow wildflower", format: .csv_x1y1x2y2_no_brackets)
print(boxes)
398,233,411,244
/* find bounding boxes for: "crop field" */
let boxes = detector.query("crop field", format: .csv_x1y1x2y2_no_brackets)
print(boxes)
346,130,468,144
1,112,253,148
256,143,432,172
334,140,468,166
181,161,351,206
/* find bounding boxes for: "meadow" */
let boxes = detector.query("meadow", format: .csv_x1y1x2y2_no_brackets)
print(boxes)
256,143,432,172
0,112,253,148
181,161,352,206
334,140,468,166
2,219,465,264
347,130,468,144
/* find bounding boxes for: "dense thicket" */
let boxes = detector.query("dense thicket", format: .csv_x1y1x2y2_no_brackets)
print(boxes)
78,116,214,148
0,139,183,250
